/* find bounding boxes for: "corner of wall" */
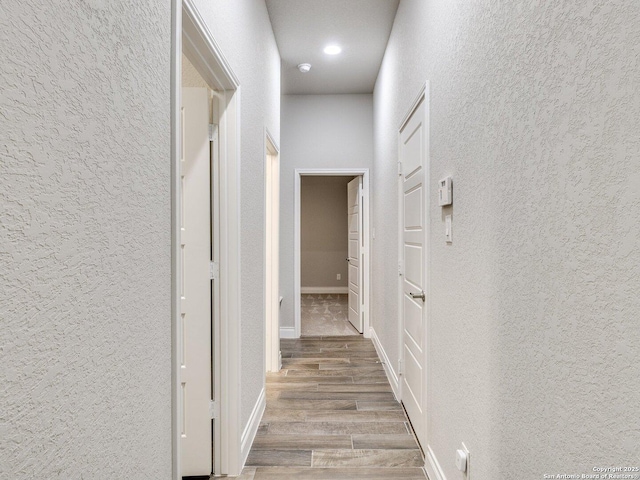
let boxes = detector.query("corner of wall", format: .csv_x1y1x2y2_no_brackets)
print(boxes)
369,326,400,400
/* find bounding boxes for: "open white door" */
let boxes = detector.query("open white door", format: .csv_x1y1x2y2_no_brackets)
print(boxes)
347,177,363,333
400,97,427,447
180,87,212,476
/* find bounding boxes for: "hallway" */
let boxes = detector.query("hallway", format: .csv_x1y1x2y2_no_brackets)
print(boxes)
242,336,426,479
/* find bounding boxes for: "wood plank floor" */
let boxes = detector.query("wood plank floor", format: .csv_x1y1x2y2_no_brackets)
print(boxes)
241,336,426,480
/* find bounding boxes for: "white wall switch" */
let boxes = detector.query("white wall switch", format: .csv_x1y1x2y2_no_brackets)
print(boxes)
455,448,467,472
438,176,452,206
336,273,341,280
445,215,452,243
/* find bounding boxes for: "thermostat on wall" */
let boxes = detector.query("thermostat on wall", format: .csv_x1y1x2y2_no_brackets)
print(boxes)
438,176,452,206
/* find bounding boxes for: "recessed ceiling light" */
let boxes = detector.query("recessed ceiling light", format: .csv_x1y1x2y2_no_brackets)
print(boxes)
323,45,342,55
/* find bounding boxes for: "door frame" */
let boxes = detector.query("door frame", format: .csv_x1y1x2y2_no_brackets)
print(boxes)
265,129,281,372
397,81,431,467
293,168,371,339
172,1,242,477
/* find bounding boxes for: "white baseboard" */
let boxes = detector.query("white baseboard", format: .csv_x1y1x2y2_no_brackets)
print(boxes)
369,326,400,400
279,326,297,338
424,445,447,480
240,387,266,468
301,286,348,294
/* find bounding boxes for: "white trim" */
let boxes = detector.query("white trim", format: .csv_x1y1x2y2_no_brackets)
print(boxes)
170,2,181,478
265,127,280,155
240,387,266,468
399,82,428,132
182,0,239,90
220,84,242,477
173,1,243,477
294,168,371,339
300,287,349,294
264,128,280,373
369,327,400,400
424,445,447,480
279,326,297,339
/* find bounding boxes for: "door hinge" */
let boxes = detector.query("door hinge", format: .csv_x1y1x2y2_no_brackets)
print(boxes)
210,261,219,280
398,359,403,376
398,260,403,276
398,161,403,176
208,123,218,142
209,400,219,419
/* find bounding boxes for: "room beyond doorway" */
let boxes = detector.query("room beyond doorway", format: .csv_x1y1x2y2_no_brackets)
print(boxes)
294,169,371,339
300,175,358,336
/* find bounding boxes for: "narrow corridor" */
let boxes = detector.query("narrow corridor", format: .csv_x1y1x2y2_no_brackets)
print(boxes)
241,336,427,479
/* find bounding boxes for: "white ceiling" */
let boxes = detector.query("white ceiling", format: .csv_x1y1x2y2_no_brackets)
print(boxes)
265,0,400,95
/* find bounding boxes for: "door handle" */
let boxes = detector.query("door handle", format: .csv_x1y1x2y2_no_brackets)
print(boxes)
346,257,350,263
410,291,425,302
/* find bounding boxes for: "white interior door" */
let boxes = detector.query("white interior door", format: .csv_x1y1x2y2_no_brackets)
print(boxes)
400,98,427,447
180,87,212,476
347,177,363,333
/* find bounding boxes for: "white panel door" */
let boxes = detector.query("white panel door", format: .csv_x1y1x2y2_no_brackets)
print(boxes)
181,87,212,476
347,177,363,333
400,98,427,447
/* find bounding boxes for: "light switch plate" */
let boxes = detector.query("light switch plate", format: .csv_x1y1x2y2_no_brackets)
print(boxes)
438,176,452,206
445,215,452,243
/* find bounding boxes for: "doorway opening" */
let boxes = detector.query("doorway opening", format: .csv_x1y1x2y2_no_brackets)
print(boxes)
172,1,242,477
293,169,371,339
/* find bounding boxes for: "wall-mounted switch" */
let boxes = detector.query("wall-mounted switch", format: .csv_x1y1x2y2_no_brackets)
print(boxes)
455,448,467,472
438,176,452,206
445,215,453,243
336,274,341,280
456,442,470,475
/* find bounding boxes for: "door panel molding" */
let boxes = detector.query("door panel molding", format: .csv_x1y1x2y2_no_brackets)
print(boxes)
397,81,431,454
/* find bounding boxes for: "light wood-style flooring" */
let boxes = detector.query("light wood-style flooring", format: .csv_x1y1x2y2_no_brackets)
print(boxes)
241,336,427,480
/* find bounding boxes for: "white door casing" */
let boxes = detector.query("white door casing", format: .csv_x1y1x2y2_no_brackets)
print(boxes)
180,87,212,476
347,177,363,333
265,132,280,372
175,3,242,477
399,94,428,448
210,93,222,475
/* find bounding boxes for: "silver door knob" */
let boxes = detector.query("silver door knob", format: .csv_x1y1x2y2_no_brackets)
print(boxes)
410,291,425,302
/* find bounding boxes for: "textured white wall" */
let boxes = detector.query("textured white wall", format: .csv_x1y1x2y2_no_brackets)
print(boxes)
192,0,281,429
0,1,171,479
301,176,352,289
182,54,209,88
280,95,374,328
373,0,640,478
